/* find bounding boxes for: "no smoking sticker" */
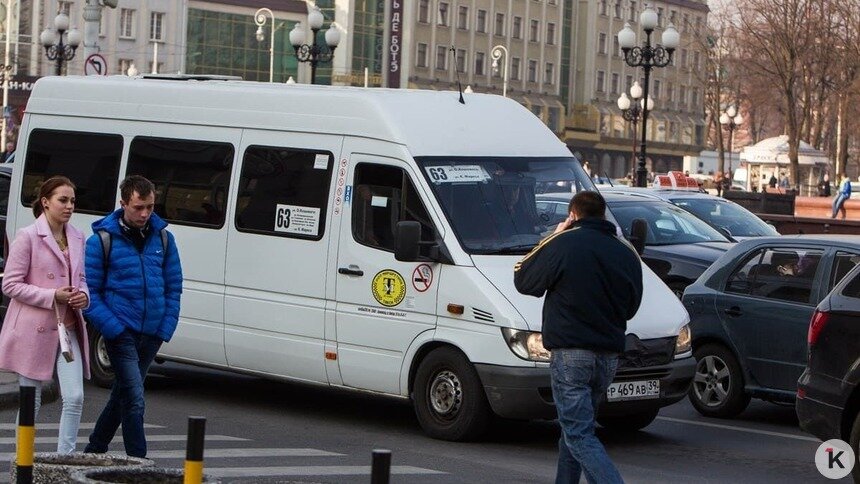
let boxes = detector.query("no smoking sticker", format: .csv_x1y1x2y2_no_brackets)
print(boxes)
371,270,406,307
412,264,433,292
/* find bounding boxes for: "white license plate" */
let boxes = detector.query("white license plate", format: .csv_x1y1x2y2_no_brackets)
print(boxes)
606,380,660,402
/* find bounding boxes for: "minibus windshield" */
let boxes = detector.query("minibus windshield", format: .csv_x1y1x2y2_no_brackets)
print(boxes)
416,156,601,255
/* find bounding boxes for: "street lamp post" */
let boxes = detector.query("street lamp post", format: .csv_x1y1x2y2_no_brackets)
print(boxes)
719,105,743,175
289,7,341,85
490,45,509,97
617,81,655,172
254,7,276,83
40,13,82,76
617,6,679,187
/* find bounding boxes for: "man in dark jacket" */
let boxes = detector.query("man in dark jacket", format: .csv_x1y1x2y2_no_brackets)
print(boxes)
83,175,182,458
514,191,642,484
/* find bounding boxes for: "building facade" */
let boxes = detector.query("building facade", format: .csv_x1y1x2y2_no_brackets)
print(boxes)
563,0,709,179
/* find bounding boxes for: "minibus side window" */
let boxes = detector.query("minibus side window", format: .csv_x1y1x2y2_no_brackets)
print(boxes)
127,136,234,228
352,163,435,255
22,129,123,214
235,146,333,241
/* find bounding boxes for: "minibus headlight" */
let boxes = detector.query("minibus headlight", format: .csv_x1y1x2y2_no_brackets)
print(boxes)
675,324,692,357
502,328,551,362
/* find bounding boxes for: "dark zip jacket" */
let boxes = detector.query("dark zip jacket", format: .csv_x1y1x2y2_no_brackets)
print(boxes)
514,217,643,353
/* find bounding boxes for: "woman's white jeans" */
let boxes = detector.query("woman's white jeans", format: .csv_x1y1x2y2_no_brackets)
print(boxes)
17,329,84,454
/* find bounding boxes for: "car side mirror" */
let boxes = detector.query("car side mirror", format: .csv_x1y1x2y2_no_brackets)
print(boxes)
395,221,421,262
629,218,647,256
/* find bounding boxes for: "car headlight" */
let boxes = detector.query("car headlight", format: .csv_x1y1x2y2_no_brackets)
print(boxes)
675,324,692,357
501,328,551,362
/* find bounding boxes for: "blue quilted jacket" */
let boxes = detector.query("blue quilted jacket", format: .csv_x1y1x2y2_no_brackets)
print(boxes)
83,210,183,341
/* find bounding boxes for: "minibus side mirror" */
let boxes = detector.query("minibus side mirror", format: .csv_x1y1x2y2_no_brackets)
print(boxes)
629,218,647,256
395,221,421,262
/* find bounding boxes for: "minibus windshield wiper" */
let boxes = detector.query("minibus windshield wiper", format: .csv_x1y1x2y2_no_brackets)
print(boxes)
481,244,536,255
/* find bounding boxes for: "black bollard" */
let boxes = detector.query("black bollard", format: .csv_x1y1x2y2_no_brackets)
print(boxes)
370,449,391,484
16,386,35,484
183,416,206,484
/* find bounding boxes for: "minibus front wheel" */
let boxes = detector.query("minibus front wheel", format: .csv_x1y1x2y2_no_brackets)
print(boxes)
413,346,491,441
87,326,115,388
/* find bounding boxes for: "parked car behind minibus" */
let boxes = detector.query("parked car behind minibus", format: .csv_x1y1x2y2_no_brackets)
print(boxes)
11,75,693,439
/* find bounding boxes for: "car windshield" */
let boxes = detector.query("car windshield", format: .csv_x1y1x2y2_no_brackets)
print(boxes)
415,156,598,254
609,200,730,245
670,197,779,237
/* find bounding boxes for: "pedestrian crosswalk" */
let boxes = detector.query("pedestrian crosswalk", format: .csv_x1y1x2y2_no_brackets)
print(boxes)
0,422,446,481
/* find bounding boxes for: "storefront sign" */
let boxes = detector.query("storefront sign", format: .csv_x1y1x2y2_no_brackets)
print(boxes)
387,0,403,88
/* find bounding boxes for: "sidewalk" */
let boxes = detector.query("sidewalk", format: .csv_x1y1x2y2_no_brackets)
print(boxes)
0,371,58,410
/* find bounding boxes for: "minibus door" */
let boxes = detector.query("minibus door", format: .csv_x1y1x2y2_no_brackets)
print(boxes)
334,155,442,395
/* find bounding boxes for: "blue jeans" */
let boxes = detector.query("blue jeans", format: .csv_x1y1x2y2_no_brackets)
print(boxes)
832,194,849,218
84,329,162,458
550,348,623,484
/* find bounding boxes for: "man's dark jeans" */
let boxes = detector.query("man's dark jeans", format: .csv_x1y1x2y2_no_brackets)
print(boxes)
550,348,623,484
84,329,162,458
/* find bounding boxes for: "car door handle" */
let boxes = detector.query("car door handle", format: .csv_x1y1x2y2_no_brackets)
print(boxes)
338,267,364,276
723,306,743,317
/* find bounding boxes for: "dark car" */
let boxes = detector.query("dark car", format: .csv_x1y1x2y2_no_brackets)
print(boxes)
538,191,734,297
602,187,779,240
683,236,860,418
797,263,860,481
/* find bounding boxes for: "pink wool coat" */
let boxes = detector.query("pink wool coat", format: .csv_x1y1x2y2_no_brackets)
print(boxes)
0,215,91,381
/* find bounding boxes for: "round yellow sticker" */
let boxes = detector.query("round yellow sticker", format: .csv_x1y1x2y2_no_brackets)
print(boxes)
371,270,406,307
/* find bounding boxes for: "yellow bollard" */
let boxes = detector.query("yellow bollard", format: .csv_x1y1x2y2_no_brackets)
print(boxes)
16,386,36,484
183,416,206,484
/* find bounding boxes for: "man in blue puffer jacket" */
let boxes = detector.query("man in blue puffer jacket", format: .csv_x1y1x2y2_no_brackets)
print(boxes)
83,175,182,458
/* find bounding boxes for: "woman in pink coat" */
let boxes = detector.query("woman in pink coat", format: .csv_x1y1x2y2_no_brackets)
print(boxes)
0,176,90,453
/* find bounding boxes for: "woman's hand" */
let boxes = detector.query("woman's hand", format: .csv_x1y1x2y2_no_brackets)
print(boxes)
54,286,75,304
68,289,88,310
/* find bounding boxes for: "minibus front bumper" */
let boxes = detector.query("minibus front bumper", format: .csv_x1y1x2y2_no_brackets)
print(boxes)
475,355,695,420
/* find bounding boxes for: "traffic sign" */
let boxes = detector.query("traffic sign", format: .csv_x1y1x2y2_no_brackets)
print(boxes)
84,54,108,76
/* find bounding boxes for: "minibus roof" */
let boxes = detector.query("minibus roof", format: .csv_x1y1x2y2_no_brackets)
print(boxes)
27,76,571,158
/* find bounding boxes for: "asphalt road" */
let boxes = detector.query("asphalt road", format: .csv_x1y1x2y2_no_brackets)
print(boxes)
0,362,846,483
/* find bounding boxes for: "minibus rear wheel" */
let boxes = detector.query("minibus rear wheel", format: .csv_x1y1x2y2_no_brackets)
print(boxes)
413,347,491,441
88,326,115,388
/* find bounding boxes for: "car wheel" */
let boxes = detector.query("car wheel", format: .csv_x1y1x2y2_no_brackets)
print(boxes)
688,344,750,418
88,326,115,388
413,347,491,441
850,411,860,483
597,409,659,432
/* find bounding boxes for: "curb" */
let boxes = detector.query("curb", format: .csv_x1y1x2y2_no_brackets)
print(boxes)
0,379,59,411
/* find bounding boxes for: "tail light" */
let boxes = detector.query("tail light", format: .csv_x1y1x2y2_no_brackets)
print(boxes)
808,310,829,347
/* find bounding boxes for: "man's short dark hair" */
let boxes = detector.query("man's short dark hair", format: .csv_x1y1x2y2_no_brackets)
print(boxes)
568,191,606,219
120,175,156,202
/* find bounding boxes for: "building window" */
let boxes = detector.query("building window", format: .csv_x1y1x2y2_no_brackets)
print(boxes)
58,1,71,15
693,51,701,71
438,2,449,27
670,10,677,26
653,80,661,99
513,16,522,39
599,0,608,16
629,1,637,21
150,12,164,42
547,23,556,45
511,57,521,80
475,52,485,75
436,46,448,70
528,59,537,83
615,1,622,18
98,9,106,36
680,85,687,105
495,13,505,36
684,13,691,32
458,6,469,29
529,19,539,42
657,7,664,27
667,82,675,103
120,8,135,39
611,73,619,94
681,49,689,69
545,62,554,84
417,43,428,67
118,58,133,75
456,49,467,73
596,70,605,92
237,147,333,240
692,88,700,107
613,36,620,57
477,10,487,33
598,33,607,54
418,0,430,23
625,75,633,93
128,137,235,229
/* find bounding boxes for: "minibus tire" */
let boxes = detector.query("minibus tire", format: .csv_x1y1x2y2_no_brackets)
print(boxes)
413,347,491,441
88,327,115,388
